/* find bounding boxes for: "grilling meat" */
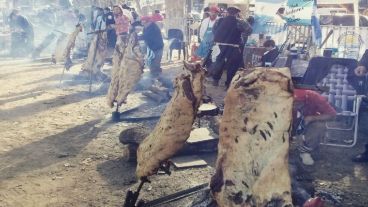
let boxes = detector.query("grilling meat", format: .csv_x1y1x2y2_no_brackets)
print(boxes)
64,24,83,70
107,32,144,107
136,74,198,179
210,68,293,207
81,31,108,74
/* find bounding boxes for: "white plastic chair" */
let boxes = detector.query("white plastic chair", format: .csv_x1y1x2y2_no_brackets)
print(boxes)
318,64,364,147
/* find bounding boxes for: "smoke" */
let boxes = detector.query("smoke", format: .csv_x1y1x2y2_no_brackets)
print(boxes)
0,5,90,59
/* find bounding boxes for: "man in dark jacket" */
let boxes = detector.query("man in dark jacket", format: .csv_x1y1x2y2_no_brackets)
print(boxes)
209,6,252,88
8,10,34,57
347,50,368,95
141,16,164,77
103,7,117,49
260,39,279,67
347,49,368,162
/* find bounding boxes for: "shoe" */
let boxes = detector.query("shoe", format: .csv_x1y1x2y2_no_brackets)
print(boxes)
352,153,368,162
300,152,314,166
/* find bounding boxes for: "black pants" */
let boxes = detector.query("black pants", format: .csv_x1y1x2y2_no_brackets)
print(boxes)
210,45,242,86
107,29,117,49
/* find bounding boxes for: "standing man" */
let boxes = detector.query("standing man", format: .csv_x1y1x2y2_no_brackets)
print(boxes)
8,9,34,57
196,6,219,60
209,6,252,88
104,7,117,50
151,10,164,22
141,16,164,78
293,89,337,165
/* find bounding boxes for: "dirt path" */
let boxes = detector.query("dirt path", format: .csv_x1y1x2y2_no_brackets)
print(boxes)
0,59,212,207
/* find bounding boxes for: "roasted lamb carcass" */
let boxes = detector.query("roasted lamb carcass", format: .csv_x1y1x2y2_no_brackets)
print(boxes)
63,24,83,70
210,68,294,207
107,32,144,108
80,31,108,77
136,73,199,179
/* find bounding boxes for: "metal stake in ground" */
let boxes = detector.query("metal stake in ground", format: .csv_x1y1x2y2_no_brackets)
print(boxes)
123,177,150,207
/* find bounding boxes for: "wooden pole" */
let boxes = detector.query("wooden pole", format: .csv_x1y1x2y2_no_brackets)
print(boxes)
134,0,143,15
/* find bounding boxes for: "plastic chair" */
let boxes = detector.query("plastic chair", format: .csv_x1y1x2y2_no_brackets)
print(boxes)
167,29,186,61
317,64,364,147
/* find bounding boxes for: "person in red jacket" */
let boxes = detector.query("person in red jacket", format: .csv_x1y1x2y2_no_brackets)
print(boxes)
151,10,164,22
293,89,337,165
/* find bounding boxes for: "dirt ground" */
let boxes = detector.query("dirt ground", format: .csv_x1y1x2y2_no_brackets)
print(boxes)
0,58,368,207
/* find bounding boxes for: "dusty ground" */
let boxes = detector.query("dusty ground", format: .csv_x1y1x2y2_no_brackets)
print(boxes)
0,59,212,207
0,58,367,207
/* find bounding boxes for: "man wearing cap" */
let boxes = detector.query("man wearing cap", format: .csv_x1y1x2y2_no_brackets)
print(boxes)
196,6,219,60
141,16,164,78
209,6,252,88
293,89,336,165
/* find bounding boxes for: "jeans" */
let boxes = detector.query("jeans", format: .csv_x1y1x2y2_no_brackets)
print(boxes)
209,45,242,86
148,49,163,77
299,121,326,153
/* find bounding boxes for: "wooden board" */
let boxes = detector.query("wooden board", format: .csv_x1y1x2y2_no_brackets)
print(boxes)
187,128,216,144
198,103,217,112
171,155,208,169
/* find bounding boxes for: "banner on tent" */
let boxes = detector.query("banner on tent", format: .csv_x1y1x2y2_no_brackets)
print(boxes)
253,0,314,34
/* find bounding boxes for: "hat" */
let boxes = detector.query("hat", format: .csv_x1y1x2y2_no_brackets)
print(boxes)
227,6,241,14
140,16,152,22
209,6,220,13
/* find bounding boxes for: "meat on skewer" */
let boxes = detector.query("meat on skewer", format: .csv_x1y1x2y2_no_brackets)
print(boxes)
210,68,294,207
81,30,108,75
64,24,83,70
107,32,144,107
136,73,199,179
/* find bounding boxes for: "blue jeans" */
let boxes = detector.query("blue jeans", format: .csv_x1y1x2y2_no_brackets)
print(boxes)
147,48,163,77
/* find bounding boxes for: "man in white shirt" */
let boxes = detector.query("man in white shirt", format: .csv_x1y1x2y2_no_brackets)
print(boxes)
196,6,219,59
